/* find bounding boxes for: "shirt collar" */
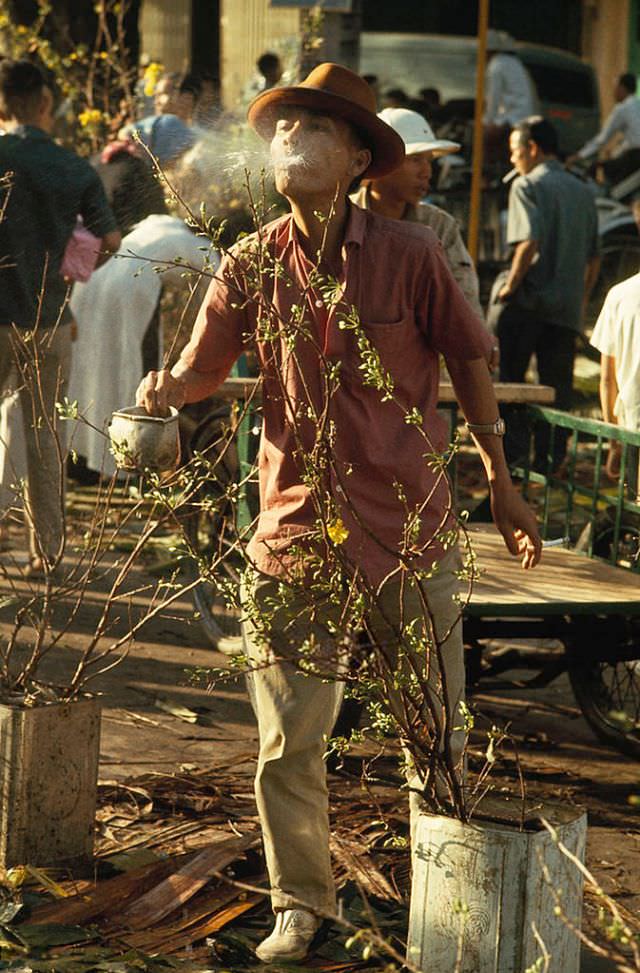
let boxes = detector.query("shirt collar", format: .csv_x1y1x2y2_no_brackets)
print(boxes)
529,158,562,176
344,199,365,248
282,199,366,256
9,124,51,140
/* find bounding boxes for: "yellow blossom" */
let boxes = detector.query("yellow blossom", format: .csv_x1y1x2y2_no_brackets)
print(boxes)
143,61,164,96
327,518,349,545
78,108,103,128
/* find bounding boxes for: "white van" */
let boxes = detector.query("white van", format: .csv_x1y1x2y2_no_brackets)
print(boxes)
359,33,600,155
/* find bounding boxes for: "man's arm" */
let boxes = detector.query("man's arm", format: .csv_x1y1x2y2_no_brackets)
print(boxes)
483,58,502,125
599,353,618,424
441,221,483,318
598,352,622,478
436,218,499,370
577,103,624,160
137,360,228,416
95,229,121,268
444,355,542,569
137,259,247,416
498,239,538,300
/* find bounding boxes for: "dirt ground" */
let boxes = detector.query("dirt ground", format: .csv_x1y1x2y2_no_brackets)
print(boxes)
0,477,638,971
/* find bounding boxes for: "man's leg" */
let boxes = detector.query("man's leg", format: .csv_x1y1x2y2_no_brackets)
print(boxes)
497,305,542,466
0,330,16,395
242,575,343,918
0,331,19,543
534,323,575,471
17,324,72,563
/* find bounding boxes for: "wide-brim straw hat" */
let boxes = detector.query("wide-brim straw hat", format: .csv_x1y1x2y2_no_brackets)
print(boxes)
247,62,405,179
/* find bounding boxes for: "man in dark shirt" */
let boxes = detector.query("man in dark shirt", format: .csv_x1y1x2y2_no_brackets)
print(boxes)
0,59,120,574
492,116,600,470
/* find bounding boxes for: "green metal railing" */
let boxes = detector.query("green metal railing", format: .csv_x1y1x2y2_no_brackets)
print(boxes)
516,406,640,570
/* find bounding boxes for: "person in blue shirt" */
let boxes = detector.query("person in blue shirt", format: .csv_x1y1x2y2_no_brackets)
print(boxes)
0,59,120,575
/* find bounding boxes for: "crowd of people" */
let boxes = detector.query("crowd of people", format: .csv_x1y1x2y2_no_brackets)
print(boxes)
0,39,639,963
0,35,638,565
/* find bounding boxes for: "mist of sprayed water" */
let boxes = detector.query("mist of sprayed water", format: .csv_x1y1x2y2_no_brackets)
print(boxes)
178,122,317,193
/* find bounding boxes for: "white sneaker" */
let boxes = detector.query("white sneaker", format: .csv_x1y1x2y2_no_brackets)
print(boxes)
255,908,320,963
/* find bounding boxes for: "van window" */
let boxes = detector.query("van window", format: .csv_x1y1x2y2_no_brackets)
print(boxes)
523,63,595,108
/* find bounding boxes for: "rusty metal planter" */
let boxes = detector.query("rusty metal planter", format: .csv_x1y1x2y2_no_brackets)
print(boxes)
407,798,587,973
0,695,101,869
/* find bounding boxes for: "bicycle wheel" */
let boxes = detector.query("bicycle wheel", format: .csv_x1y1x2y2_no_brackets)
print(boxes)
182,493,243,647
568,641,640,758
180,405,244,647
591,510,640,571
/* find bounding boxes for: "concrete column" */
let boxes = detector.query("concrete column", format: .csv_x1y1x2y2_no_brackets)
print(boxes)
139,0,192,75
220,0,299,111
582,0,630,119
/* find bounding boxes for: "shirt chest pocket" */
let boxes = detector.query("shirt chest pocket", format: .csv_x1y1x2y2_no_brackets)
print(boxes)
354,314,424,377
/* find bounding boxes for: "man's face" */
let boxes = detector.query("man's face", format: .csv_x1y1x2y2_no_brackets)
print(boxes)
175,90,196,122
270,107,369,202
371,150,433,207
155,78,176,115
37,86,54,133
509,131,536,175
614,82,628,103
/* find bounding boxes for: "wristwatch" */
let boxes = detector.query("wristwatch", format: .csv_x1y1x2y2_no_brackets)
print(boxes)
466,418,506,436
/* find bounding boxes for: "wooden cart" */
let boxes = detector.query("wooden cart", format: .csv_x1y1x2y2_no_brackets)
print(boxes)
465,406,640,757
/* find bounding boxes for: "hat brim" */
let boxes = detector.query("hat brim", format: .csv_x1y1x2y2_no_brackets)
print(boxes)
247,86,405,179
405,139,461,158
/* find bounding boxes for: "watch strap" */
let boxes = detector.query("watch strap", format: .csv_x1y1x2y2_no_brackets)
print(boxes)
466,418,506,436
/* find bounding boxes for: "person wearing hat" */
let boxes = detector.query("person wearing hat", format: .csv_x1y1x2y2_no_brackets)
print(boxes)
352,107,483,319
484,29,536,164
136,62,541,963
124,112,197,168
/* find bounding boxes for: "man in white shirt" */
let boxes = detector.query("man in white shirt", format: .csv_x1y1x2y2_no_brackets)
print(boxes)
590,272,640,496
484,30,536,163
569,73,640,185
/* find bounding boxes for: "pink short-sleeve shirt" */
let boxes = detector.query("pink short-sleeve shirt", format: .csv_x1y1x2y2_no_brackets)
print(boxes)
181,204,489,586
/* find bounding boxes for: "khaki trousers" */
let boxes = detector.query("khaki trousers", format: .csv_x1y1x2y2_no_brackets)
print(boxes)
0,325,71,560
241,546,465,915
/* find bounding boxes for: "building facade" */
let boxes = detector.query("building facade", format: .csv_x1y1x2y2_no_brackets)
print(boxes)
139,0,640,124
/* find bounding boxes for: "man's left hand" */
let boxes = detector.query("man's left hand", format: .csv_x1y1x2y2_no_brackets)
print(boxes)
490,479,542,569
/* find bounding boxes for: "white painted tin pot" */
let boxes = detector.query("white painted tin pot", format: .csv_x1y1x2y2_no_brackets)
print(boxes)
407,797,587,973
108,405,180,474
0,695,101,868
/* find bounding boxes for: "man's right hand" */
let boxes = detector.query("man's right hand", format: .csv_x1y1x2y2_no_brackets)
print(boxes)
605,440,622,480
136,369,186,417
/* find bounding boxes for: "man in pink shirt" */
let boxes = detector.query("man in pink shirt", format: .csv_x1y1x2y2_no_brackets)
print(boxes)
138,63,540,963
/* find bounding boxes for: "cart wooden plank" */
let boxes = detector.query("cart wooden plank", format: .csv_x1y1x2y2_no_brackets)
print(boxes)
216,378,556,405
466,525,640,617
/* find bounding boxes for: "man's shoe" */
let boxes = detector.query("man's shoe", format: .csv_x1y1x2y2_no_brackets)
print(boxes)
255,909,320,963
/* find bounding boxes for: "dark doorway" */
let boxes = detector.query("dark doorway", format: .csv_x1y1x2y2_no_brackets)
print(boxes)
192,0,220,79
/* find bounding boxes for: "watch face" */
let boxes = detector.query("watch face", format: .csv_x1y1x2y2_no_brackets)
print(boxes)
496,418,506,435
